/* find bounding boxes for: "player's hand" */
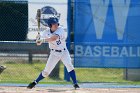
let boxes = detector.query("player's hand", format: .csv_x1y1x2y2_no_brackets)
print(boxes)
36,39,42,46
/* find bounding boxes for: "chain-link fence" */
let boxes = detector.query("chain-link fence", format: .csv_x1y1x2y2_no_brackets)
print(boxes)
0,1,28,41
0,0,139,86
0,0,68,84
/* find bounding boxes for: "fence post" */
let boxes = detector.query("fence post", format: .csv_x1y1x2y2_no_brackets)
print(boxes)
28,52,32,64
64,0,71,81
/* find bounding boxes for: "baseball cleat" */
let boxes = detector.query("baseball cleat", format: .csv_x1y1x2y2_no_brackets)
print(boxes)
73,84,80,90
27,81,37,89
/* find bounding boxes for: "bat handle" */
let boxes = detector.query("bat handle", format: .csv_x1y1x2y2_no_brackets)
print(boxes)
36,31,40,40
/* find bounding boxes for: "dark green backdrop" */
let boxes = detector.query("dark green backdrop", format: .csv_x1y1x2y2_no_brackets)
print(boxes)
0,1,28,41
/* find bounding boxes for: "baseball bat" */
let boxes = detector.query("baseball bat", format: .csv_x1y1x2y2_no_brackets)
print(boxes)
36,9,41,35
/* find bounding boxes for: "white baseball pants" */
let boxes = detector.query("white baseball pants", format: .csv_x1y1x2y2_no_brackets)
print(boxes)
42,49,74,77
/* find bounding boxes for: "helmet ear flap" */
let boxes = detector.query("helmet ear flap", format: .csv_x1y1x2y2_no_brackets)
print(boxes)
49,24,52,28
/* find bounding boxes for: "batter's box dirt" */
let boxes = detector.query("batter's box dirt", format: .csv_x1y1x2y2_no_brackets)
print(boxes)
0,87,140,93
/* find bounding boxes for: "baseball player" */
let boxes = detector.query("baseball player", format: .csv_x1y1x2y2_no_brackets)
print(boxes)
27,17,79,89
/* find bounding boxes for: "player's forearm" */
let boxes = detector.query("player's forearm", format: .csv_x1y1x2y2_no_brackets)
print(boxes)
37,35,58,43
44,35,58,42
38,37,55,43
45,37,56,42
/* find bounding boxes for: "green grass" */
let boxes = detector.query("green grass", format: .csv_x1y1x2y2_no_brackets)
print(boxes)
1,61,140,85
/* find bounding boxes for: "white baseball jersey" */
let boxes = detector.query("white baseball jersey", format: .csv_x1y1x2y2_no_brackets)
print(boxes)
40,26,67,50
40,26,74,77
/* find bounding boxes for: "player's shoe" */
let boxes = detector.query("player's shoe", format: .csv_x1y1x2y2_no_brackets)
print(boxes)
73,84,80,89
27,81,37,89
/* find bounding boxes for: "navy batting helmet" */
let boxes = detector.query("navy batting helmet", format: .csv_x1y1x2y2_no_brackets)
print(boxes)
47,17,59,28
40,6,60,26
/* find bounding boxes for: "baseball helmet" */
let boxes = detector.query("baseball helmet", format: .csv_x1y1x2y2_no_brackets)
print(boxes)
47,17,59,28
40,6,60,26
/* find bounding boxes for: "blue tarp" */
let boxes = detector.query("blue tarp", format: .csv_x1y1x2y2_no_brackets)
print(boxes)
74,0,140,68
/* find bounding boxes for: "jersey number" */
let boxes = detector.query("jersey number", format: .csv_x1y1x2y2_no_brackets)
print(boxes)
56,40,61,45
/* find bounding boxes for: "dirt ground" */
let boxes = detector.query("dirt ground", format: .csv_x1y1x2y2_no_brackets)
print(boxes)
0,87,140,93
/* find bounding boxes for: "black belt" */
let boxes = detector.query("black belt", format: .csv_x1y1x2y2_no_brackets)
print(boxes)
51,48,65,52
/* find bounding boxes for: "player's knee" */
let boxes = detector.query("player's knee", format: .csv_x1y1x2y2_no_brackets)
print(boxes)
42,71,49,77
66,63,74,72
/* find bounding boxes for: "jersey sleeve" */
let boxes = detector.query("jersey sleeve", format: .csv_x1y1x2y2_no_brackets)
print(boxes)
40,30,48,39
54,27,64,37
56,27,67,41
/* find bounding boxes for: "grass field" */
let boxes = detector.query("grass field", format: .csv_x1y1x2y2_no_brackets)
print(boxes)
1,60,140,85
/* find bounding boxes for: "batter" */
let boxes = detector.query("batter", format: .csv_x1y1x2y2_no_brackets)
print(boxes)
27,17,79,89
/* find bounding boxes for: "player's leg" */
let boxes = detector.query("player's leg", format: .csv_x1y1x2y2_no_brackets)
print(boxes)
34,56,60,83
61,50,79,89
41,53,60,78
27,52,61,89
